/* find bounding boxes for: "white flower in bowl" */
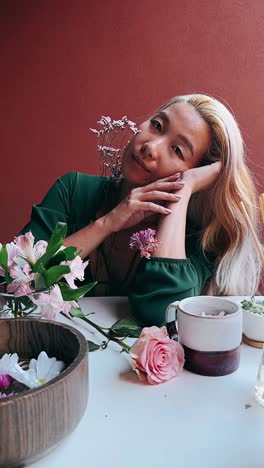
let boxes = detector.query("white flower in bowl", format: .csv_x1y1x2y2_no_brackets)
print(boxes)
27,351,65,386
0,352,65,390
0,353,39,388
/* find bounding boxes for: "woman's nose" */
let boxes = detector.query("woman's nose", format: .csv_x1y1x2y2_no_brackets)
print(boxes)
141,139,163,159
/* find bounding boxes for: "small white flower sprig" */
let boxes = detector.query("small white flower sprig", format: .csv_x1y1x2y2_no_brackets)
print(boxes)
90,115,139,179
0,352,65,398
0,222,96,319
129,229,162,259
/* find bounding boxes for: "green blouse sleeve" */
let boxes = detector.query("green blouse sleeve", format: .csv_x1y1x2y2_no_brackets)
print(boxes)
18,172,106,242
128,254,212,326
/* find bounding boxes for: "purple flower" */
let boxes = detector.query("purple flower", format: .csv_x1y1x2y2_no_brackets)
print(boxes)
0,374,14,388
0,392,16,399
129,229,161,259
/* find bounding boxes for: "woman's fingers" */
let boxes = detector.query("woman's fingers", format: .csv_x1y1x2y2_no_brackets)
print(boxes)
135,201,173,215
139,190,182,202
135,179,185,194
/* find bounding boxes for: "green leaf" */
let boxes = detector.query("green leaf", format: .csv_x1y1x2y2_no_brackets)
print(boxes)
110,319,142,338
46,246,78,267
32,222,67,272
34,272,47,292
0,244,12,284
43,265,71,287
241,300,254,310
0,244,8,270
70,308,86,318
58,281,97,301
87,340,101,352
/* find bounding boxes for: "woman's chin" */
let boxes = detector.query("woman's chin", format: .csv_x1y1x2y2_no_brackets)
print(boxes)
123,173,149,187
122,165,151,187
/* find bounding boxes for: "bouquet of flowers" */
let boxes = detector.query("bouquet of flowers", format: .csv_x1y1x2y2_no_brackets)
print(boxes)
0,222,96,319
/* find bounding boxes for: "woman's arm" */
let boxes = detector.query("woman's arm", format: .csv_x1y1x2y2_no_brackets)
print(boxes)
153,162,221,258
19,172,185,256
63,173,185,258
128,162,221,326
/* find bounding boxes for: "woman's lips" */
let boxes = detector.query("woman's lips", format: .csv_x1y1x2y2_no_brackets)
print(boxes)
132,154,151,172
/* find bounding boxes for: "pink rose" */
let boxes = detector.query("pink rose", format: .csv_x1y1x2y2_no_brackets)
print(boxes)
129,326,185,385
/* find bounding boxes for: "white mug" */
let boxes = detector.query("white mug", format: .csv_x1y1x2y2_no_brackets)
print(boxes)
165,296,242,376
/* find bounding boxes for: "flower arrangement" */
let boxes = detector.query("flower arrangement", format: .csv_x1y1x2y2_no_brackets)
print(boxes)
90,115,139,179
0,223,183,392
0,222,96,319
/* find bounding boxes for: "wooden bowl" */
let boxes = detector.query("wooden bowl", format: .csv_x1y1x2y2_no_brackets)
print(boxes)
0,319,88,466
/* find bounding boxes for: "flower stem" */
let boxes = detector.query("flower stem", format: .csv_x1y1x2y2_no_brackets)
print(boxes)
78,315,131,354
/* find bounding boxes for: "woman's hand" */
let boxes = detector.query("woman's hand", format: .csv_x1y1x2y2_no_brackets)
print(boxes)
181,161,222,194
102,174,184,232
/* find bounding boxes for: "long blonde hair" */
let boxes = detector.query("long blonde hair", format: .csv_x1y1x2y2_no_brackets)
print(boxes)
159,93,262,295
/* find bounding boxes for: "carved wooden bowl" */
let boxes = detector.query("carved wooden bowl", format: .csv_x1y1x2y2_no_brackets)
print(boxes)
0,319,88,466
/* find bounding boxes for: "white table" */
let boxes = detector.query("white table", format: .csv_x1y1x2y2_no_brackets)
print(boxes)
31,296,264,468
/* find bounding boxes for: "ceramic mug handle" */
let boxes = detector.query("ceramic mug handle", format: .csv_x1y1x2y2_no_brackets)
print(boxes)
165,301,179,340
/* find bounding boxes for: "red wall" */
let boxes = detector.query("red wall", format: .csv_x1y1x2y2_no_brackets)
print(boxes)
1,0,264,243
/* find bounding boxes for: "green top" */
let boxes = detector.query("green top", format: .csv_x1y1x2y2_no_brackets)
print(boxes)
19,172,213,326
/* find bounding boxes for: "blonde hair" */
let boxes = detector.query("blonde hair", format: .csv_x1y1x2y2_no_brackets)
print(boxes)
159,93,262,295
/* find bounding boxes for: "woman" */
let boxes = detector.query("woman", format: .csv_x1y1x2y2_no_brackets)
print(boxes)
19,93,262,325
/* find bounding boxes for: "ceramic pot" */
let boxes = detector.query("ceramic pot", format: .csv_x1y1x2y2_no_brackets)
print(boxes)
243,301,264,342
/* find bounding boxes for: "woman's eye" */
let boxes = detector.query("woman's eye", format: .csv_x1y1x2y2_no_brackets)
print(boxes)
151,119,162,132
172,146,184,158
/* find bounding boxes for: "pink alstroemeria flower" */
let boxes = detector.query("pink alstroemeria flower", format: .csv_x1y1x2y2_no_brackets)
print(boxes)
30,285,78,320
7,281,34,298
62,256,89,289
14,232,47,265
7,263,35,297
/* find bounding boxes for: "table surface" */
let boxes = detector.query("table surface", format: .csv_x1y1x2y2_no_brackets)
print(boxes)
30,296,264,468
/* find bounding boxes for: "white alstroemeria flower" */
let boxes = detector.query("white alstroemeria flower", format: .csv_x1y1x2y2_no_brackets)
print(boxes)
27,351,65,386
62,256,89,289
0,353,20,376
0,353,39,389
14,232,47,265
0,352,64,390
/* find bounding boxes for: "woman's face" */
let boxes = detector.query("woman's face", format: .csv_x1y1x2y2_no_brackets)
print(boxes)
122,102,211,186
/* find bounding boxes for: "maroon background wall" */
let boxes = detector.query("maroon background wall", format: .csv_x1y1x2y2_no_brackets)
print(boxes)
1,0,264,244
